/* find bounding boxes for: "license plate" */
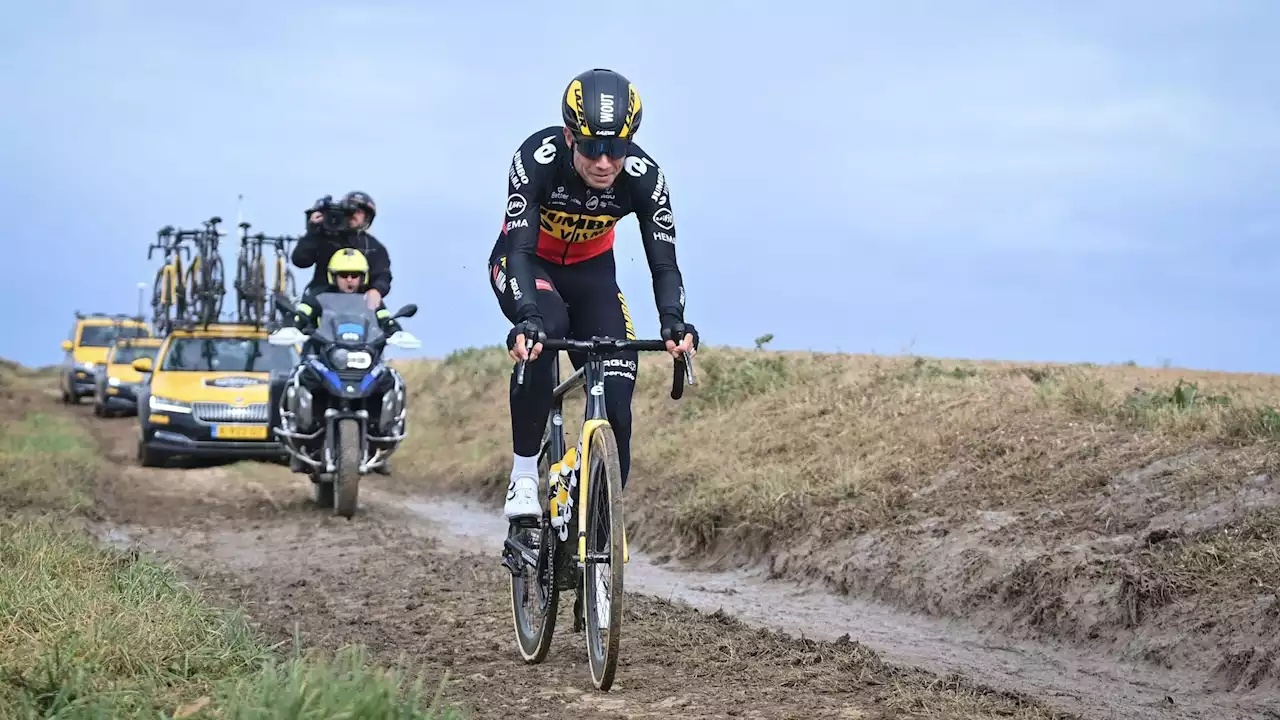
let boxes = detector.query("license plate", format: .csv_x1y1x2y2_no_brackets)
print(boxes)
212,424,268,440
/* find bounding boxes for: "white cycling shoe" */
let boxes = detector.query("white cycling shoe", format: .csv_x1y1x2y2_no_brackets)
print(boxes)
504,473,541,520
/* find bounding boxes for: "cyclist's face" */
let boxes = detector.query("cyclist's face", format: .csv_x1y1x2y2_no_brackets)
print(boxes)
564,128,624,189
335,272,362,292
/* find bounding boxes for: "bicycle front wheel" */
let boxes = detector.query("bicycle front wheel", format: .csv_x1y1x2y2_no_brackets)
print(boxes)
509,439,558,663
151,267,170,334
203,254,225,324
250,260,267,325
583,424,625,691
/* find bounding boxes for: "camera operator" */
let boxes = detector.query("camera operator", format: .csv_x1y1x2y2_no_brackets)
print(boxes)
291,191,393,311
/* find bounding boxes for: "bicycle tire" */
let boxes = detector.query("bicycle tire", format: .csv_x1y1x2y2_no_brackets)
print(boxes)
236,254,252,323
583,424,625,690
509,439,558,663
250,260,267,326
202,254,225,324
173,260,189,324
151,267,170,335
185,261,202,325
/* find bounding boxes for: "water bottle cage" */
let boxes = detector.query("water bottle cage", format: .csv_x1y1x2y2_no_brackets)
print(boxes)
548,451,580,542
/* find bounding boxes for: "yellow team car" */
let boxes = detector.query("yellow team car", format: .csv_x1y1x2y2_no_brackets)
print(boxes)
133,322,299,466
59,313,153,404
92,337,163,417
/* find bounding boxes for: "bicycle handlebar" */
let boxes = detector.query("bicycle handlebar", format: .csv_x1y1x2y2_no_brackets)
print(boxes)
514,335,695,400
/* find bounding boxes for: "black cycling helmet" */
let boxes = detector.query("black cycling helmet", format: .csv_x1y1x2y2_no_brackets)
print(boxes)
561,68,642,140
343,191,376,228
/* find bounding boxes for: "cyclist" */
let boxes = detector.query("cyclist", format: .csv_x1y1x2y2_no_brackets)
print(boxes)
488,67,699,521
292,191,393,311
290,247,405,476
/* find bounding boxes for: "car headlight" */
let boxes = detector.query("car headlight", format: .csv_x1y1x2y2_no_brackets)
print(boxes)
77,362,96,372
107,376,121,387
149,395,192,414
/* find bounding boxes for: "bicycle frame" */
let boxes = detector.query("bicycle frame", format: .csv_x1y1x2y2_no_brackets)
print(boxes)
544,351,624,564
517,336,694,564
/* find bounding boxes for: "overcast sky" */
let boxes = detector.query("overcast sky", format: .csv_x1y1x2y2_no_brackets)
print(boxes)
4,0,1279,372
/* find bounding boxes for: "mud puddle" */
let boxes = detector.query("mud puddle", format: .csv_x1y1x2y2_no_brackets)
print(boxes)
380,492,1277,720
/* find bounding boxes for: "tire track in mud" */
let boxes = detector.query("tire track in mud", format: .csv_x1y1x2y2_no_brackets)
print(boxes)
58,395,1274,720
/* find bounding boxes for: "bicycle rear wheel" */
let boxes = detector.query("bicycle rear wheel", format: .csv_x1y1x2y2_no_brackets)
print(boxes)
583,424,625,690
509,440,557,663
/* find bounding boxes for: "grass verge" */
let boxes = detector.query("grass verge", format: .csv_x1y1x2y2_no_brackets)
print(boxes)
392,345,1280,673
0,403,463,719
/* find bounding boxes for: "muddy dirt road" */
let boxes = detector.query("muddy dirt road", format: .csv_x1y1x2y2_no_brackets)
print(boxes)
62,394,1278,720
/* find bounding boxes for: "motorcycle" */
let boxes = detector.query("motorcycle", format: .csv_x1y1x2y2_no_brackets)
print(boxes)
267,292,421,518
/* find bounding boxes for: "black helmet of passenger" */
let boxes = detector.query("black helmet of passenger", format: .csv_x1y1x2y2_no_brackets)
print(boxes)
343,191,376,228
561,68,642,139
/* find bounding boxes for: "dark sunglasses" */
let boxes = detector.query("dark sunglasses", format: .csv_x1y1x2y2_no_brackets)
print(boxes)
335,271,364,279
573,134,630,160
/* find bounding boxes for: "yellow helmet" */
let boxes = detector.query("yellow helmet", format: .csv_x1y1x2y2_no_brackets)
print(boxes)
327,248,370,285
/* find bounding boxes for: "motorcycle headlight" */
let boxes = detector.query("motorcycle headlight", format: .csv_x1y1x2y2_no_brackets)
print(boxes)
329,348,372,370
107,376,121,387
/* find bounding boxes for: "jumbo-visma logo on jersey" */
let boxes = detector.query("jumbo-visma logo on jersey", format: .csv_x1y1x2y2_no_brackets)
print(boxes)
539,208,618,243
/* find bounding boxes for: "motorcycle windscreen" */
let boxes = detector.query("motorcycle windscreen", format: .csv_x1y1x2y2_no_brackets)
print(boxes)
312,292,387,345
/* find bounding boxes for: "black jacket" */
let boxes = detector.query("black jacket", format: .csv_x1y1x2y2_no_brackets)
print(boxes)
292,226,392,298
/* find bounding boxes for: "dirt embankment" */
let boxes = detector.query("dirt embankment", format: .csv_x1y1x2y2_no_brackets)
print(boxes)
392,347,1280,707
38,378,1077,720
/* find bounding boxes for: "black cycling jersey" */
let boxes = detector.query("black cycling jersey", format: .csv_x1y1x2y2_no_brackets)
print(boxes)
489,126,687,331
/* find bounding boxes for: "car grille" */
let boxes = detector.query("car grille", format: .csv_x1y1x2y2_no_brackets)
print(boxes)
192,402,269,423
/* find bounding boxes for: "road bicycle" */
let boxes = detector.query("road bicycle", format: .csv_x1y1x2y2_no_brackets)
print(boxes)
502,334,695,690
184,215,226,326
235,222,298,325
264,233,298,323
147,226,191,335
234,221,266,324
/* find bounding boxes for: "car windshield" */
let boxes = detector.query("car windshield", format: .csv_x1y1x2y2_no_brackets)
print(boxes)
160,338,298,372
110,345,159,364
79,324,151,347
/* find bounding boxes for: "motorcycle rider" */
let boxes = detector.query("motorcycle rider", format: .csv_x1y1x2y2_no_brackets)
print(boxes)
292,248,403,339
289,247,404,476
292,191,393,311
489,68,699,521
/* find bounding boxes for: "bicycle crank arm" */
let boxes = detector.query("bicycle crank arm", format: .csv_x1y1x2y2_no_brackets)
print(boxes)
502,537,539,572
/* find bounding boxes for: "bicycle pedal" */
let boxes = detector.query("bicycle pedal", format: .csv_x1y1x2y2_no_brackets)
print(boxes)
500,549,521,576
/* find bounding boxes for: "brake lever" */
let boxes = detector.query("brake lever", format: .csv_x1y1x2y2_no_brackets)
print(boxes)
514,336,534,386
